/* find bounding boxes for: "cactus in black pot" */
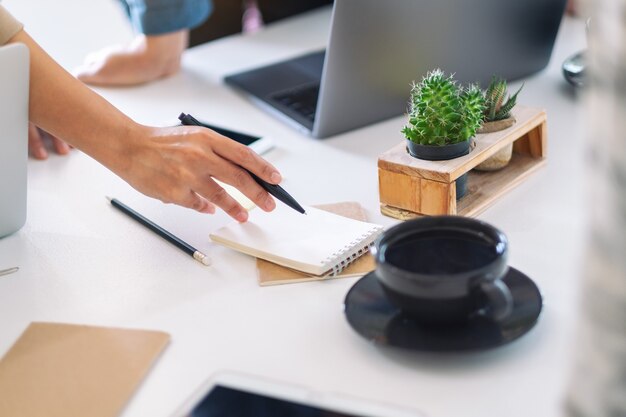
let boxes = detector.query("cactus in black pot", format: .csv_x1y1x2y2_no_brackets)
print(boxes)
402,69,485,199
402,69,485,147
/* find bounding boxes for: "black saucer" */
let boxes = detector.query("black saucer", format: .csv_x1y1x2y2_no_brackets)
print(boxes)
344,267,542,352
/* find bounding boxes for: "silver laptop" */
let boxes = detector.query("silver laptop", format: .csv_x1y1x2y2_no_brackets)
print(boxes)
225,0,566,138
0,43,29,238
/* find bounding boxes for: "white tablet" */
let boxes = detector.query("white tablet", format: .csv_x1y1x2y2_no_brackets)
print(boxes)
171,371,425,417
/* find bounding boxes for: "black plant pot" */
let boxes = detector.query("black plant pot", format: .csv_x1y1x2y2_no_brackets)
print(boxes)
406,139,470,199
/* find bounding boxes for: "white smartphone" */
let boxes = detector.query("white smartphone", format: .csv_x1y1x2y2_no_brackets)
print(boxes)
189,120,275,155
171,371,425,417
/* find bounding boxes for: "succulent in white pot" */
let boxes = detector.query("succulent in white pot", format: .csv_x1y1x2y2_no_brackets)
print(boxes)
475,77,523,171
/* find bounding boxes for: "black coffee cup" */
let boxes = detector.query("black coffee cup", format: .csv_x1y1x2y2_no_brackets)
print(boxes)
372,216,513,324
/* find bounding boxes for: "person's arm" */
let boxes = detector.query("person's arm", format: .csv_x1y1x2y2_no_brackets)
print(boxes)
75,0,211,86
7,29,281,222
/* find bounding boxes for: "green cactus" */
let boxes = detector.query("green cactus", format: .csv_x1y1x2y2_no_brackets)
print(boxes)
402,69,485,145
483,76,523,122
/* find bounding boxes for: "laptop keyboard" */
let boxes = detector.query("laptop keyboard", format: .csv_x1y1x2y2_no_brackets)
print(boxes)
269,83,320,124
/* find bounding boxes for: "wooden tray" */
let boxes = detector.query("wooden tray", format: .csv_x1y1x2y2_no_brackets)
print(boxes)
378,106,547,218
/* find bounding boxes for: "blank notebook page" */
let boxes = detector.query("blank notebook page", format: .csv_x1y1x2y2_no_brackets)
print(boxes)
210,204,383,276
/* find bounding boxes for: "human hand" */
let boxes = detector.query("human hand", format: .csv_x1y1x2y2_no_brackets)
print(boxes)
74,31,187,86
28,123,71,160
118,124,282,222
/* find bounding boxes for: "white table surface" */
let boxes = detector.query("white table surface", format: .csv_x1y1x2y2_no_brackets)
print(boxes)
0,4,589,417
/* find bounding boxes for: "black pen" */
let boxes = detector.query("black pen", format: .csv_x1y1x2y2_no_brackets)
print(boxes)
107,197,211,266
178,113,306,215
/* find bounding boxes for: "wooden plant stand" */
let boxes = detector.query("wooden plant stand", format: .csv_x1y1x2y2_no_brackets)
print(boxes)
378,106,547,219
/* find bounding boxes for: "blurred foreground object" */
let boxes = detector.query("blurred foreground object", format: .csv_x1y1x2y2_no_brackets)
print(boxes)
566,0,626,416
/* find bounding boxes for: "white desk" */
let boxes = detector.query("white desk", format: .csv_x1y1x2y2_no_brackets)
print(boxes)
0,6,588,417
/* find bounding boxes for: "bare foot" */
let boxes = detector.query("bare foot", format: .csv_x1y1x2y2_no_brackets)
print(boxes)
74,30,188,86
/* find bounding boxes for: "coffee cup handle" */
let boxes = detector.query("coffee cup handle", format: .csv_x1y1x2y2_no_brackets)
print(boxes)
477,279,514,322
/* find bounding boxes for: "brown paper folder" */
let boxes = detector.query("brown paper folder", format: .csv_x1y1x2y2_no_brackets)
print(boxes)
256,202,376,286
0,322,170,417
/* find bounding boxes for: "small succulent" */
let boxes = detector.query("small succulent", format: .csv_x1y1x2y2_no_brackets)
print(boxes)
483,76,523,122
402,69,485,146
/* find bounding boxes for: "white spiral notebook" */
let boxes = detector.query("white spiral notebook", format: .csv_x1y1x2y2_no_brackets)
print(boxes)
209,204,384,277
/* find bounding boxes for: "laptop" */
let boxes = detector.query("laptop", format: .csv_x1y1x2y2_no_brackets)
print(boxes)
225,0,566,138
0,43,29,238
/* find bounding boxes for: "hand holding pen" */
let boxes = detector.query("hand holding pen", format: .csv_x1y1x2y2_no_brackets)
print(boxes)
109,120,285,223
179,113,306,215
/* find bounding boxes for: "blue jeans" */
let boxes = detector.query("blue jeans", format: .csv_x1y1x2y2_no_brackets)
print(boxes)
118,0,212,35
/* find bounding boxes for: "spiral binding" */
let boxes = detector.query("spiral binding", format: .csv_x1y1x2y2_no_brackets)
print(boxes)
321,226,384,277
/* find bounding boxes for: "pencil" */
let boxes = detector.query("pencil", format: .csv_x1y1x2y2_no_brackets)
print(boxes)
0,267,18,277
178,112,306,215
107,197,211,266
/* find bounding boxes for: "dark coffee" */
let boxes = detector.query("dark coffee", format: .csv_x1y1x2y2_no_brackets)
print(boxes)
373,216,513,323
382,231,499,275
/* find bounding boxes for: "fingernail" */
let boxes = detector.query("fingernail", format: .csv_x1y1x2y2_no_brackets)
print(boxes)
236,210,248,223
270,172,282,183
264,197,276,211
36,149,47,160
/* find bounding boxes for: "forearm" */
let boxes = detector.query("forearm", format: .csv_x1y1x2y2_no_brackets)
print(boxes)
6,29,281,220
7,30,139,175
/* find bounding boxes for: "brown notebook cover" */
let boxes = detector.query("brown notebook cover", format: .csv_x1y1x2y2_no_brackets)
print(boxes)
256,202,376,286
0,322,170,417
